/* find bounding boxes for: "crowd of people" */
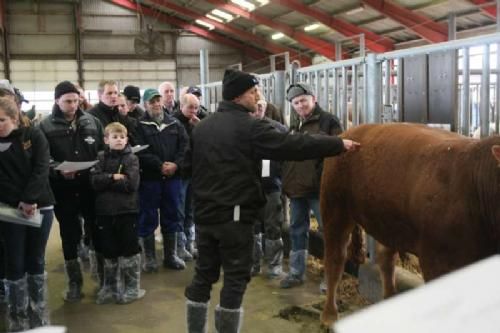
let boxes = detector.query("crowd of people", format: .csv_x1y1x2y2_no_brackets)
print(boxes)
0,70,360,333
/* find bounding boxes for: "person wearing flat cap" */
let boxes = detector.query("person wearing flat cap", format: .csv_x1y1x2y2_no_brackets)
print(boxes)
134,88,189,273
39,80,104,303
183,69,360,332
280,82,344,293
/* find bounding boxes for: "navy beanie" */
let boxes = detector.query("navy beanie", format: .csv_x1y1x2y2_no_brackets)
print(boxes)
54,81,79,99
222,69,259,101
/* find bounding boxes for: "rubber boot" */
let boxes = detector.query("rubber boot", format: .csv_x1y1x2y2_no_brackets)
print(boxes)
264,238,284,279
186,299,208,333
176,232,193,262
139,234,158,273
5,277,29,332
118,254,146,304
214,305,243,333
186,239,198,259
27,273,49,328
251,233,263,276
279,250,307,289
162,233,186,270
63,259,84,302
96,258,119,304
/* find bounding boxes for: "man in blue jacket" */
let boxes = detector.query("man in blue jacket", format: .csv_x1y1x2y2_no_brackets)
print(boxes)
135,88,188,272
183,69,360,333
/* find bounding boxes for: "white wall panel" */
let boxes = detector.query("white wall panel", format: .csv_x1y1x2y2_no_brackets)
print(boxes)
9,14,74,34
177,54,241,67
83,59,176,90
83,0,134,16
83,36,136,54
177,36,237,54
10,60,78,91
83,16,139,32
9,35,75,55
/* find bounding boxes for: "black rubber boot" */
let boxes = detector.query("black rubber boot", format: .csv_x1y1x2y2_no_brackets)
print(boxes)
139,234,158,273
63,259,84,302
162,233,186,270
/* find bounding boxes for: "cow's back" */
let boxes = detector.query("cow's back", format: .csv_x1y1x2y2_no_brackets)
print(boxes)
321,123,482,258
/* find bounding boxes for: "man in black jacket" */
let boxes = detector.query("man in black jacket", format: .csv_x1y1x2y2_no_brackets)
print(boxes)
88,80,138,145
39,81,104,303
183,69,360,333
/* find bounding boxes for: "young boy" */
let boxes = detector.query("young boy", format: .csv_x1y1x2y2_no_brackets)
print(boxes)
90,122,145,304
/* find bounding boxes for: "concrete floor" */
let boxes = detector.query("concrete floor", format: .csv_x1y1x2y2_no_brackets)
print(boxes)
44,223,328,333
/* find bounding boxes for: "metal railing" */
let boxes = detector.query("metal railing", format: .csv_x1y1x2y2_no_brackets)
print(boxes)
199,32,500,137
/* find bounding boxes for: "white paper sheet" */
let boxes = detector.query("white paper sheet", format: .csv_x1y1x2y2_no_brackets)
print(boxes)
0,202,42,228
54,160,99,172
131,144,150,154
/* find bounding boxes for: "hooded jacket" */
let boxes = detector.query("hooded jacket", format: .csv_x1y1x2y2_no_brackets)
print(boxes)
0,126,55,208
90,145,140,216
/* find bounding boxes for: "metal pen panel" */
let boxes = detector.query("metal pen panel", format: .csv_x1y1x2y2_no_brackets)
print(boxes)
342,65,348,129
461,47,470,136
480,44,490,138
352,64,358,127
497,44,500,134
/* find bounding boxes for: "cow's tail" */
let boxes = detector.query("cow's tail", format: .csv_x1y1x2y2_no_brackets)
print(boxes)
348,224,366,264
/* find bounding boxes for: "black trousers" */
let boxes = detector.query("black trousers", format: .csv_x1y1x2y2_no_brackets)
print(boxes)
95,214,140,259
53,188,96,260
185,221,254,309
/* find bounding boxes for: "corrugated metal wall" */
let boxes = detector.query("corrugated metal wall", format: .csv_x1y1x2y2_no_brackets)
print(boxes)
0,0,244,113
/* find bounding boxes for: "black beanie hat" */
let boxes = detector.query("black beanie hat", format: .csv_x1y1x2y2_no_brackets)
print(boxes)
54,81,80,99
123,85,141,103
222,69,259,101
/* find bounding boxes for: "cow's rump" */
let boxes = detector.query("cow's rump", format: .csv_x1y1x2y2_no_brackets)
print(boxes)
320,123,500,326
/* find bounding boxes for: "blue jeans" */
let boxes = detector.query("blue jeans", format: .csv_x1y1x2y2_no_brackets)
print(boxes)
289,194,322,252
138,178,183,237
0,209,54,280
178,179,195,242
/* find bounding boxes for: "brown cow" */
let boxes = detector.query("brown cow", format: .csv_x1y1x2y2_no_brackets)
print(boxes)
320,123,500,327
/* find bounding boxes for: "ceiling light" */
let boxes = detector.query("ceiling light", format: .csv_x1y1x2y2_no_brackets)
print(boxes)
346,5,364,15
231,0,256,11
206,14,224,23
211,9,234,21
195,19,215,30
272,32,284,40
255,0,269,5
304,23,320,32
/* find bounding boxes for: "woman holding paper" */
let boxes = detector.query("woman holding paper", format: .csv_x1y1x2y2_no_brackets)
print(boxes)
0,97,55,331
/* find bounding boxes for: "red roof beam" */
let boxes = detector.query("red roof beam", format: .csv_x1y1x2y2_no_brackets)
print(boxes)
147,0,311,65
109,0,268,60
205,0,336,59
469,0,496,18
273,0,394,53
363,0,448,43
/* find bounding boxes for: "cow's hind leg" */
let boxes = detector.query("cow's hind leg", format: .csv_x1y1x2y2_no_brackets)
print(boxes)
376,243,398,298
320,205,355,328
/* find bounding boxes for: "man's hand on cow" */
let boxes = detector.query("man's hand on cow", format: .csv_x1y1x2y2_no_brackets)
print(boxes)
342,139,361,152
